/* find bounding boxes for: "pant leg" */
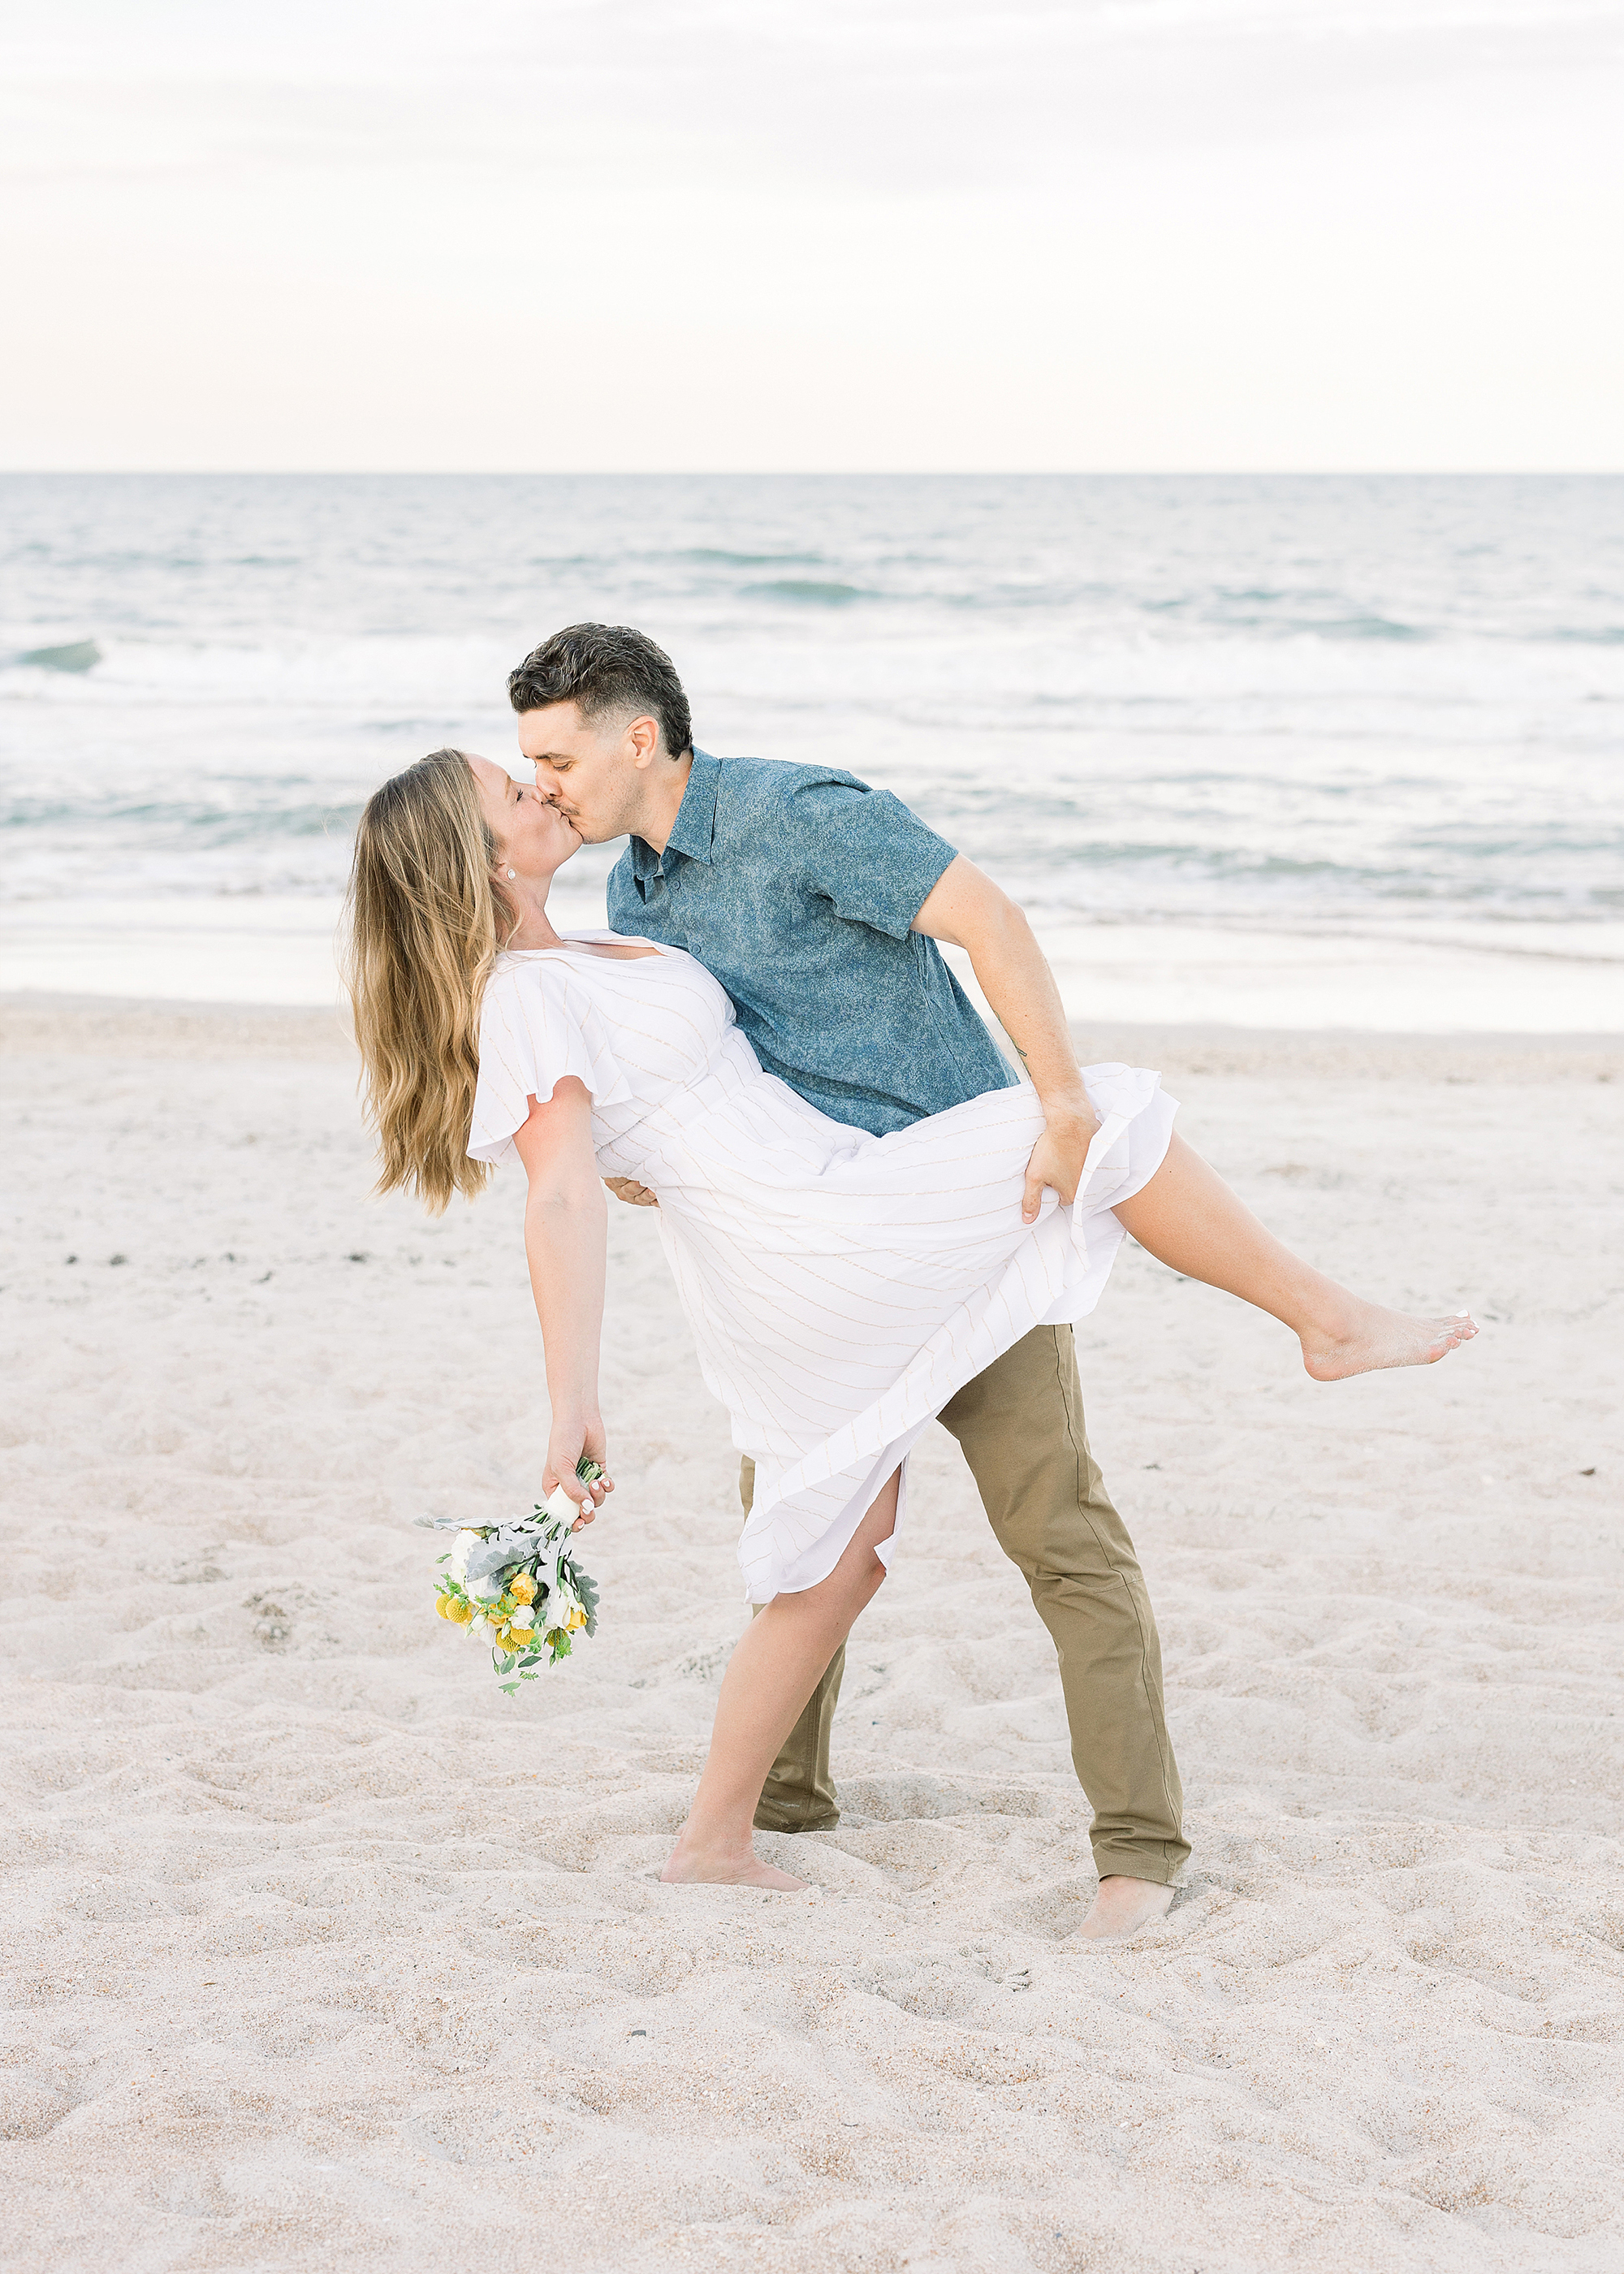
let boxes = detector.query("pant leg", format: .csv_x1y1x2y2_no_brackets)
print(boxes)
739,1455,844,1833
938,1325,1189,1886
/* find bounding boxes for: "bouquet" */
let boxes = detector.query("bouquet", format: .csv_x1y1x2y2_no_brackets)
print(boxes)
424,1459,603,1691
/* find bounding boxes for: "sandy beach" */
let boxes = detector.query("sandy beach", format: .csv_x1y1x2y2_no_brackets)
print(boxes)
3,996,1621,2274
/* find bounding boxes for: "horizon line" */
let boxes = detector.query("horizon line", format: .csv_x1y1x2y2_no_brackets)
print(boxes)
3,465,1622,480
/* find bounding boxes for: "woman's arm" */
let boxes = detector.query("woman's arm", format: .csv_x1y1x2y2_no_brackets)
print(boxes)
511,1076,613,1522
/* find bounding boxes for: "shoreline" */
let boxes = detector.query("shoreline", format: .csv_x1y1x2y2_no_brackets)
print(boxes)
4,988,1620,1084
6,896,1620,1034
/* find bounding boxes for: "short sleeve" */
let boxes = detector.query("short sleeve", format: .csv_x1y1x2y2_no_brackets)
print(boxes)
784,778,959,938
468,961,634,1165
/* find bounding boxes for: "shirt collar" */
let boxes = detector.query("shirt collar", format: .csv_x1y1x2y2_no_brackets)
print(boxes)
631,749,720,881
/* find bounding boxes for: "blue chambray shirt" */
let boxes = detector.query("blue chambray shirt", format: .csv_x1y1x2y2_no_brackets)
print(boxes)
605,750,1017,1137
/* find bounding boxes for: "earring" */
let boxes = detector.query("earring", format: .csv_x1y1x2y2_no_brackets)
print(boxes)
506,867,516,880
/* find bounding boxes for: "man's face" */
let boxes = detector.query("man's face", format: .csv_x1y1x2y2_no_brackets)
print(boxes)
516,701,651,845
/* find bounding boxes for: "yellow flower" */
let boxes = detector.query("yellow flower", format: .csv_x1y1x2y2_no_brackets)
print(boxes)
435,1594,459,1620
445,1597,473,1627
508,1573,537,1605
568,1605,587,1632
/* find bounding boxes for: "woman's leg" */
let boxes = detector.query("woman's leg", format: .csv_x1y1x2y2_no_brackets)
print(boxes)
662,1471,901,1890
1114,1134,1475,1380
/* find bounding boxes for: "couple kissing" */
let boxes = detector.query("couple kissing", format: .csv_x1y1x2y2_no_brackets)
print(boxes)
343,621,1475,1941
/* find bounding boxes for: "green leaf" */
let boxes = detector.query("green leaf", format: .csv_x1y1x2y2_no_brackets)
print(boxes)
499,1682,519,1695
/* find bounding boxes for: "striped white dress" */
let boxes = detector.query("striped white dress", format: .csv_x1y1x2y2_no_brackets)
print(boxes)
469,936,1177,1603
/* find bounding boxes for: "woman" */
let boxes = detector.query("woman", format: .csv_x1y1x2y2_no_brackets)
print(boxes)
344,749,1475,1891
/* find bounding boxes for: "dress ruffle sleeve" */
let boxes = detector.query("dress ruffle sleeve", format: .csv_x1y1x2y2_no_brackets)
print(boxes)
468,958,636,1165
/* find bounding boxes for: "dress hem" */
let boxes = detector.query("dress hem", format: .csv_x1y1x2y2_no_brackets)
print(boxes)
737,1071,1177,1602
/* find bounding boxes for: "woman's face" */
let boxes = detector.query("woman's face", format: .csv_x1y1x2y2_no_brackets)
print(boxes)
467,753,581,880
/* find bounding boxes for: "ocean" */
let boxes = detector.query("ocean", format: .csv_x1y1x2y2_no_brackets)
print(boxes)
2,473,1619,1029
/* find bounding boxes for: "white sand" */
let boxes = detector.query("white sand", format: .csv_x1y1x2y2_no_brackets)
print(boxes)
3,999,1621,2272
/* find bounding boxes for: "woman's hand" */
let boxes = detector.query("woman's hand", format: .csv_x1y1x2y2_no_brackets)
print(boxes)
543,1416,614,1529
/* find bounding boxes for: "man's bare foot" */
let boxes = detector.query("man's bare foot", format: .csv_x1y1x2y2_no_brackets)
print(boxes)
1076,1875,1176,1941
660,1843,805,1891
1301,1299,1476,1382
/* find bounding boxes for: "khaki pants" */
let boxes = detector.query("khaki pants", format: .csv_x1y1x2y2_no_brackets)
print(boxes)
742,1324,1188,1886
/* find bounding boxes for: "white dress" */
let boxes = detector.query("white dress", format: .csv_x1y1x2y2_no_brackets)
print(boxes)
469,935,1177,1604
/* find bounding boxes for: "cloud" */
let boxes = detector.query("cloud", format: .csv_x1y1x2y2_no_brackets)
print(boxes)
7,0,1620,184
2,0,1620,467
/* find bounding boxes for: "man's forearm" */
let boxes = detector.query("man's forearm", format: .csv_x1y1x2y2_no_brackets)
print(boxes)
913,856,1098,1207
918,860,1092,1123
970,906,1094,1123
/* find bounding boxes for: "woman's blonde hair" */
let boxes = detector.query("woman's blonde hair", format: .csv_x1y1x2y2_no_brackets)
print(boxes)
342,749,516,1213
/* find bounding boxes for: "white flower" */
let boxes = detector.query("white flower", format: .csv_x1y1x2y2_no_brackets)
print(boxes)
544,1584,580,1633
508,1603,536,1630
447,1529,482,1582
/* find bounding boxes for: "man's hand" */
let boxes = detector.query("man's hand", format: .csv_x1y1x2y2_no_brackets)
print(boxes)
1021,1109,1097,1224
604,1176,658,1208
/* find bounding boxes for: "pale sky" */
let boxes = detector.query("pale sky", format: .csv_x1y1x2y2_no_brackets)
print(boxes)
3,0,1621,469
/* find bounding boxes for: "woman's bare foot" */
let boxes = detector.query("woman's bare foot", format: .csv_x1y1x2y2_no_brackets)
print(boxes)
1301,1299,1476,1381
660,1841,805,1891
1076,1876,1176,1941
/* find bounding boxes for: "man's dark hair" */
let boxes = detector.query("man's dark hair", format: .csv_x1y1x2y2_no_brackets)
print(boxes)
507,623,693,759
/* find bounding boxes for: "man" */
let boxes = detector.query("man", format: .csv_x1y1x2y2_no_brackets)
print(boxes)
509,620,1186,1940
